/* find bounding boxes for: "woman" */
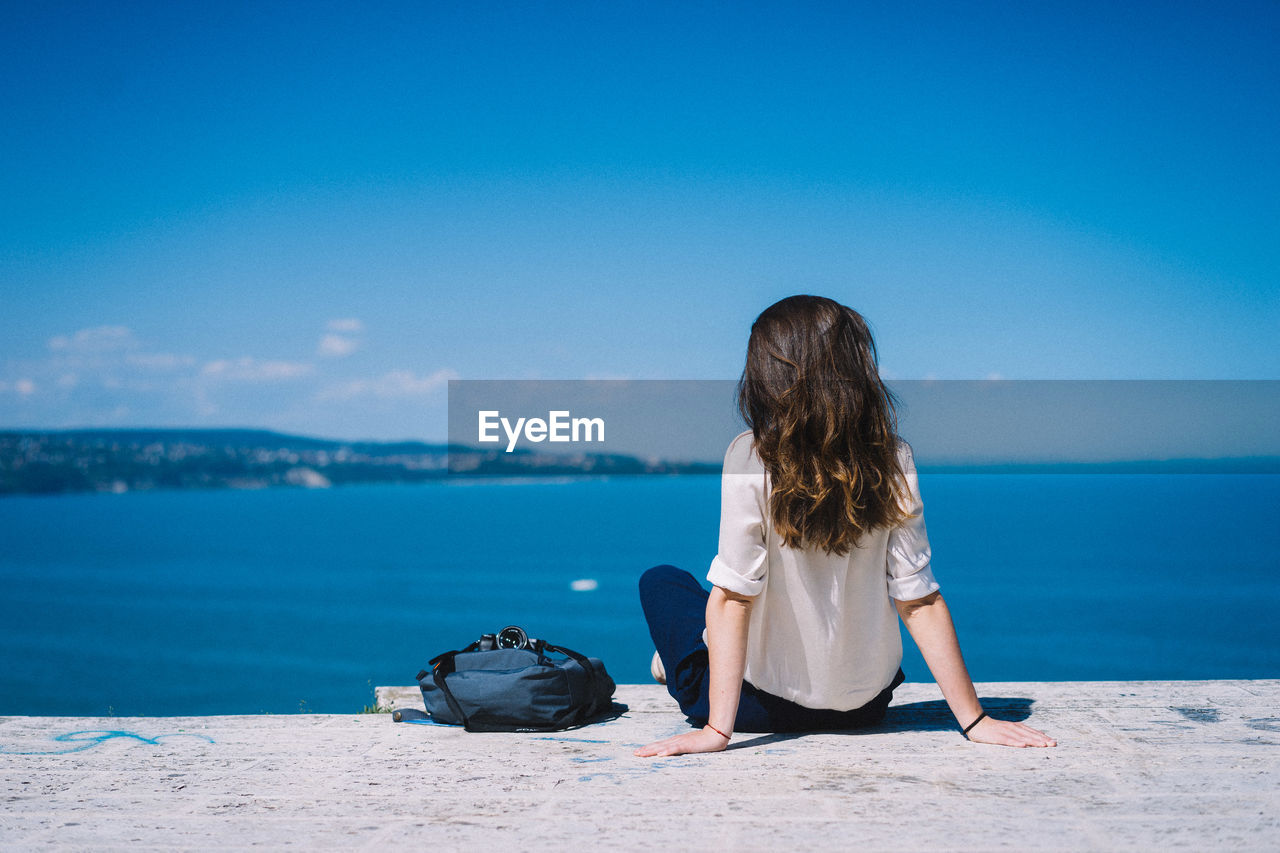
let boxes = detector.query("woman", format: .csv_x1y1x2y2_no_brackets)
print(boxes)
635,295,1056,757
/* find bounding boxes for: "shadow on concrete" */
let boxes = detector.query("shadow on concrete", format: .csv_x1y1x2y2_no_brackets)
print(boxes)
719,697,1038,748
568,701,630,730
725,732,807,750
880,697,1038,733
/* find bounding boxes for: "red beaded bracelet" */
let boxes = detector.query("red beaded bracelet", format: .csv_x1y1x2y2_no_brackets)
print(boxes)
706,723,731,740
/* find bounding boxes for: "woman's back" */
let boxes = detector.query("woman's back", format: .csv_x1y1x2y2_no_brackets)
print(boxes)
636,294,1055,755
705,430,938,711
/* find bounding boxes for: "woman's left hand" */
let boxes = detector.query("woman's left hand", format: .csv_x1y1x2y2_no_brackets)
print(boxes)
634,726,730,757
965,715,1057,747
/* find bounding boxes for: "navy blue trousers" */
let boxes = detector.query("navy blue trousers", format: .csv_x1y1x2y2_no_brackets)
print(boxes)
638,564,905,733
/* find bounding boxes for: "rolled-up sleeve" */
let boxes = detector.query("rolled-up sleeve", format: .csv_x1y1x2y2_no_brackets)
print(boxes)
886,440,941,601
705,433,768,597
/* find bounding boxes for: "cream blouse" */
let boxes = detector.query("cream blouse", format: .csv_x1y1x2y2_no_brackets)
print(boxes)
704,430,940,711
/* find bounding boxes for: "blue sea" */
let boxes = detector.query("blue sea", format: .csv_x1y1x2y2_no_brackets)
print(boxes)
1,473,1278,716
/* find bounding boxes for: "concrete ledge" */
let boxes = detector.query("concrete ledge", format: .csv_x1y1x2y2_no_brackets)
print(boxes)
2,680,1278,850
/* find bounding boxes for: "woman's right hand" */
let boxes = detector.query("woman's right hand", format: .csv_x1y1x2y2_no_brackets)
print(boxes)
965,716,1057,747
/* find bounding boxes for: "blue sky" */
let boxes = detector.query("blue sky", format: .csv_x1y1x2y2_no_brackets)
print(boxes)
1,1,1277,441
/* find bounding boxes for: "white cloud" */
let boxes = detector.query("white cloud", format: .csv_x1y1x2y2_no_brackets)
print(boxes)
985,372,1005,381
48,325,139,353
318,318,363,358
317,334,360,357
125,352,197,371
317,368,457,402
201,357,314,382
44,327,193,380
326,318,364,333
15,378,36,395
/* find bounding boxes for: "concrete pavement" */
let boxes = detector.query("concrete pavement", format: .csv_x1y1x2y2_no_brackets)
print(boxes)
1,680,1277,850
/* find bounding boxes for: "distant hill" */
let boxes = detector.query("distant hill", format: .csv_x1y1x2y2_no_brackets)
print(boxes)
11,427,453,453
0,428,718,496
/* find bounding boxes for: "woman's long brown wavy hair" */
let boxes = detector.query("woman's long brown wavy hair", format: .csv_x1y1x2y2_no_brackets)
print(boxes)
738,295,915,555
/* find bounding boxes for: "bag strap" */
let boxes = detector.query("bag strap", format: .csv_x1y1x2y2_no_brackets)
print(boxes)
543,643,605,716
426,642,479,731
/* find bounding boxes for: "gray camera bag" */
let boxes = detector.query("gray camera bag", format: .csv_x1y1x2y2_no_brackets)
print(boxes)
416,637,616,732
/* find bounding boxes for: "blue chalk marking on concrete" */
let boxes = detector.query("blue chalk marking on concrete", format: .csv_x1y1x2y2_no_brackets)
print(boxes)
570,756,612,763
0,730,216,756
536,736,610,743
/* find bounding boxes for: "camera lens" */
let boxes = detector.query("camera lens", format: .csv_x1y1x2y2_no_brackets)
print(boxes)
497,626,528,649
